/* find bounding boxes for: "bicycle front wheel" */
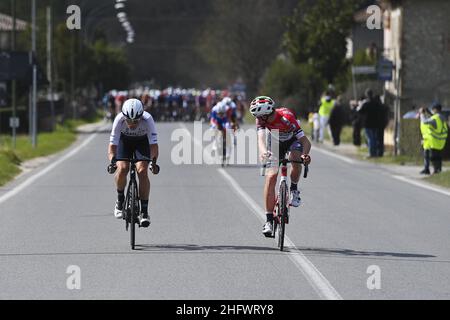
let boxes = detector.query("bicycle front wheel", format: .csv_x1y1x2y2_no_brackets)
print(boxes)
130,181,136,250
277,181,288,251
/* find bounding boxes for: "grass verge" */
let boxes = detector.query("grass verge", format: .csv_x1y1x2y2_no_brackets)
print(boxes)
424,171,450,189
0,116,102,187
0,151,21,186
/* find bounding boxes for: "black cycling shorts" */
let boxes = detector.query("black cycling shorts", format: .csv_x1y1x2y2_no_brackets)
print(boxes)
267,136,303,168
116,134,151,162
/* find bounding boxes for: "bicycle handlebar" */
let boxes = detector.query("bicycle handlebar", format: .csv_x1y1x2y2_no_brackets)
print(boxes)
260,158,309,178
280,159,309,179
107,157,159,175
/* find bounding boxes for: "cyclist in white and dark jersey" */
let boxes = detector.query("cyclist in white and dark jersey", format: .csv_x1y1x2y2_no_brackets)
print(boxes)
107,98,159,227
222,96,239,130
209,101,228,145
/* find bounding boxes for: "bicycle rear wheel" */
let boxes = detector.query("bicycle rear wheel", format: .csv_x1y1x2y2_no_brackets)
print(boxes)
277,181,288,251
222,131,226,167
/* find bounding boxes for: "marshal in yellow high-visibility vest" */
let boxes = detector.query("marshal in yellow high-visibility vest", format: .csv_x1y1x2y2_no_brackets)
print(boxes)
318,97,335,117
420,121,431,150
428,114,448,151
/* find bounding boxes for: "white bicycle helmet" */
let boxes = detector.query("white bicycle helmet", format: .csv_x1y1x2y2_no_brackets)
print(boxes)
122,98,144,120
222,97,232,105
250,96,275,117
216,102,227,114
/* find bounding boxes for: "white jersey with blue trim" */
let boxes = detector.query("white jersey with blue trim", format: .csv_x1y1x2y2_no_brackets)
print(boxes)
110,111,158,145
228,101,237,111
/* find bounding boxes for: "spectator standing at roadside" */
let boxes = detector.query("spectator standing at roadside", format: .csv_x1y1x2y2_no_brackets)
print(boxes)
419,102,448,174
350,97,364,146
318,92,335,143
308,111,320,143
357,89,385,158
419,106,432,175
374,95,389,157
328,96,347,146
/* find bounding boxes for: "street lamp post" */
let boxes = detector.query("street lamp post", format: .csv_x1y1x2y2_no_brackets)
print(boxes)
11,0,17,149
47,6,55,131
31,0,37,148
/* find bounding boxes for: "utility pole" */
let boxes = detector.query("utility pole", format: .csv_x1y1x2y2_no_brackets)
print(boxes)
395,71,401,156
47,6,55,131
71,33,76,119
11,0,17,149
31,0,37,147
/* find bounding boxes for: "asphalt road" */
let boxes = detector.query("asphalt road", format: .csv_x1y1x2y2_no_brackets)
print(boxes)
0,121,449,300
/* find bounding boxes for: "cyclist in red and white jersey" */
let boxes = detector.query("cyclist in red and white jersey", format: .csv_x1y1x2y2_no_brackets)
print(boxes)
250,96,311,236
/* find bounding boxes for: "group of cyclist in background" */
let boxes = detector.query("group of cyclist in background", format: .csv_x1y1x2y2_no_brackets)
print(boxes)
102,87,247,124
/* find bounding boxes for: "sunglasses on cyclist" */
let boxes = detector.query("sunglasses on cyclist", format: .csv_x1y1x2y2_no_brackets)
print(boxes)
126,118,140,124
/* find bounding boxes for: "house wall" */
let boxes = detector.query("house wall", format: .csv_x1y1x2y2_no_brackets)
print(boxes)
400,0,450,109
383,6,402,98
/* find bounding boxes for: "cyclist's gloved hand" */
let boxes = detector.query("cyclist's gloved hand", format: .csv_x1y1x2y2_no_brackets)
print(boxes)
150,159,160,175
107,157,117,174
260,151,272,162
301,154,311,165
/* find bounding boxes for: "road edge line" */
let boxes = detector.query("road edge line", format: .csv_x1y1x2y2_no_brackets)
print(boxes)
312,145,357,165
314,145,450,197
391,175,450,197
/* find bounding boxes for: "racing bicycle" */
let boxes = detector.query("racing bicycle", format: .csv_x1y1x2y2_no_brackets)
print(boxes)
261,156,308,251
108,152,159,250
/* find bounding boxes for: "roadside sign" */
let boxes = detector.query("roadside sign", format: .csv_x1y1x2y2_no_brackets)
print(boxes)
377,59,394,81
9,117,19,128
352,65,377,75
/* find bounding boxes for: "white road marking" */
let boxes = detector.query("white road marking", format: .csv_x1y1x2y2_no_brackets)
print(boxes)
218,168,343,300
180,123,343,300
314,146,450,197
391,175,450,197
0,125,107,205
312,145,357,165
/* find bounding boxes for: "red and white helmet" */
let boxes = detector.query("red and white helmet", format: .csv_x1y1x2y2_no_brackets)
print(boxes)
122,98,144,120
250,96,275,117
